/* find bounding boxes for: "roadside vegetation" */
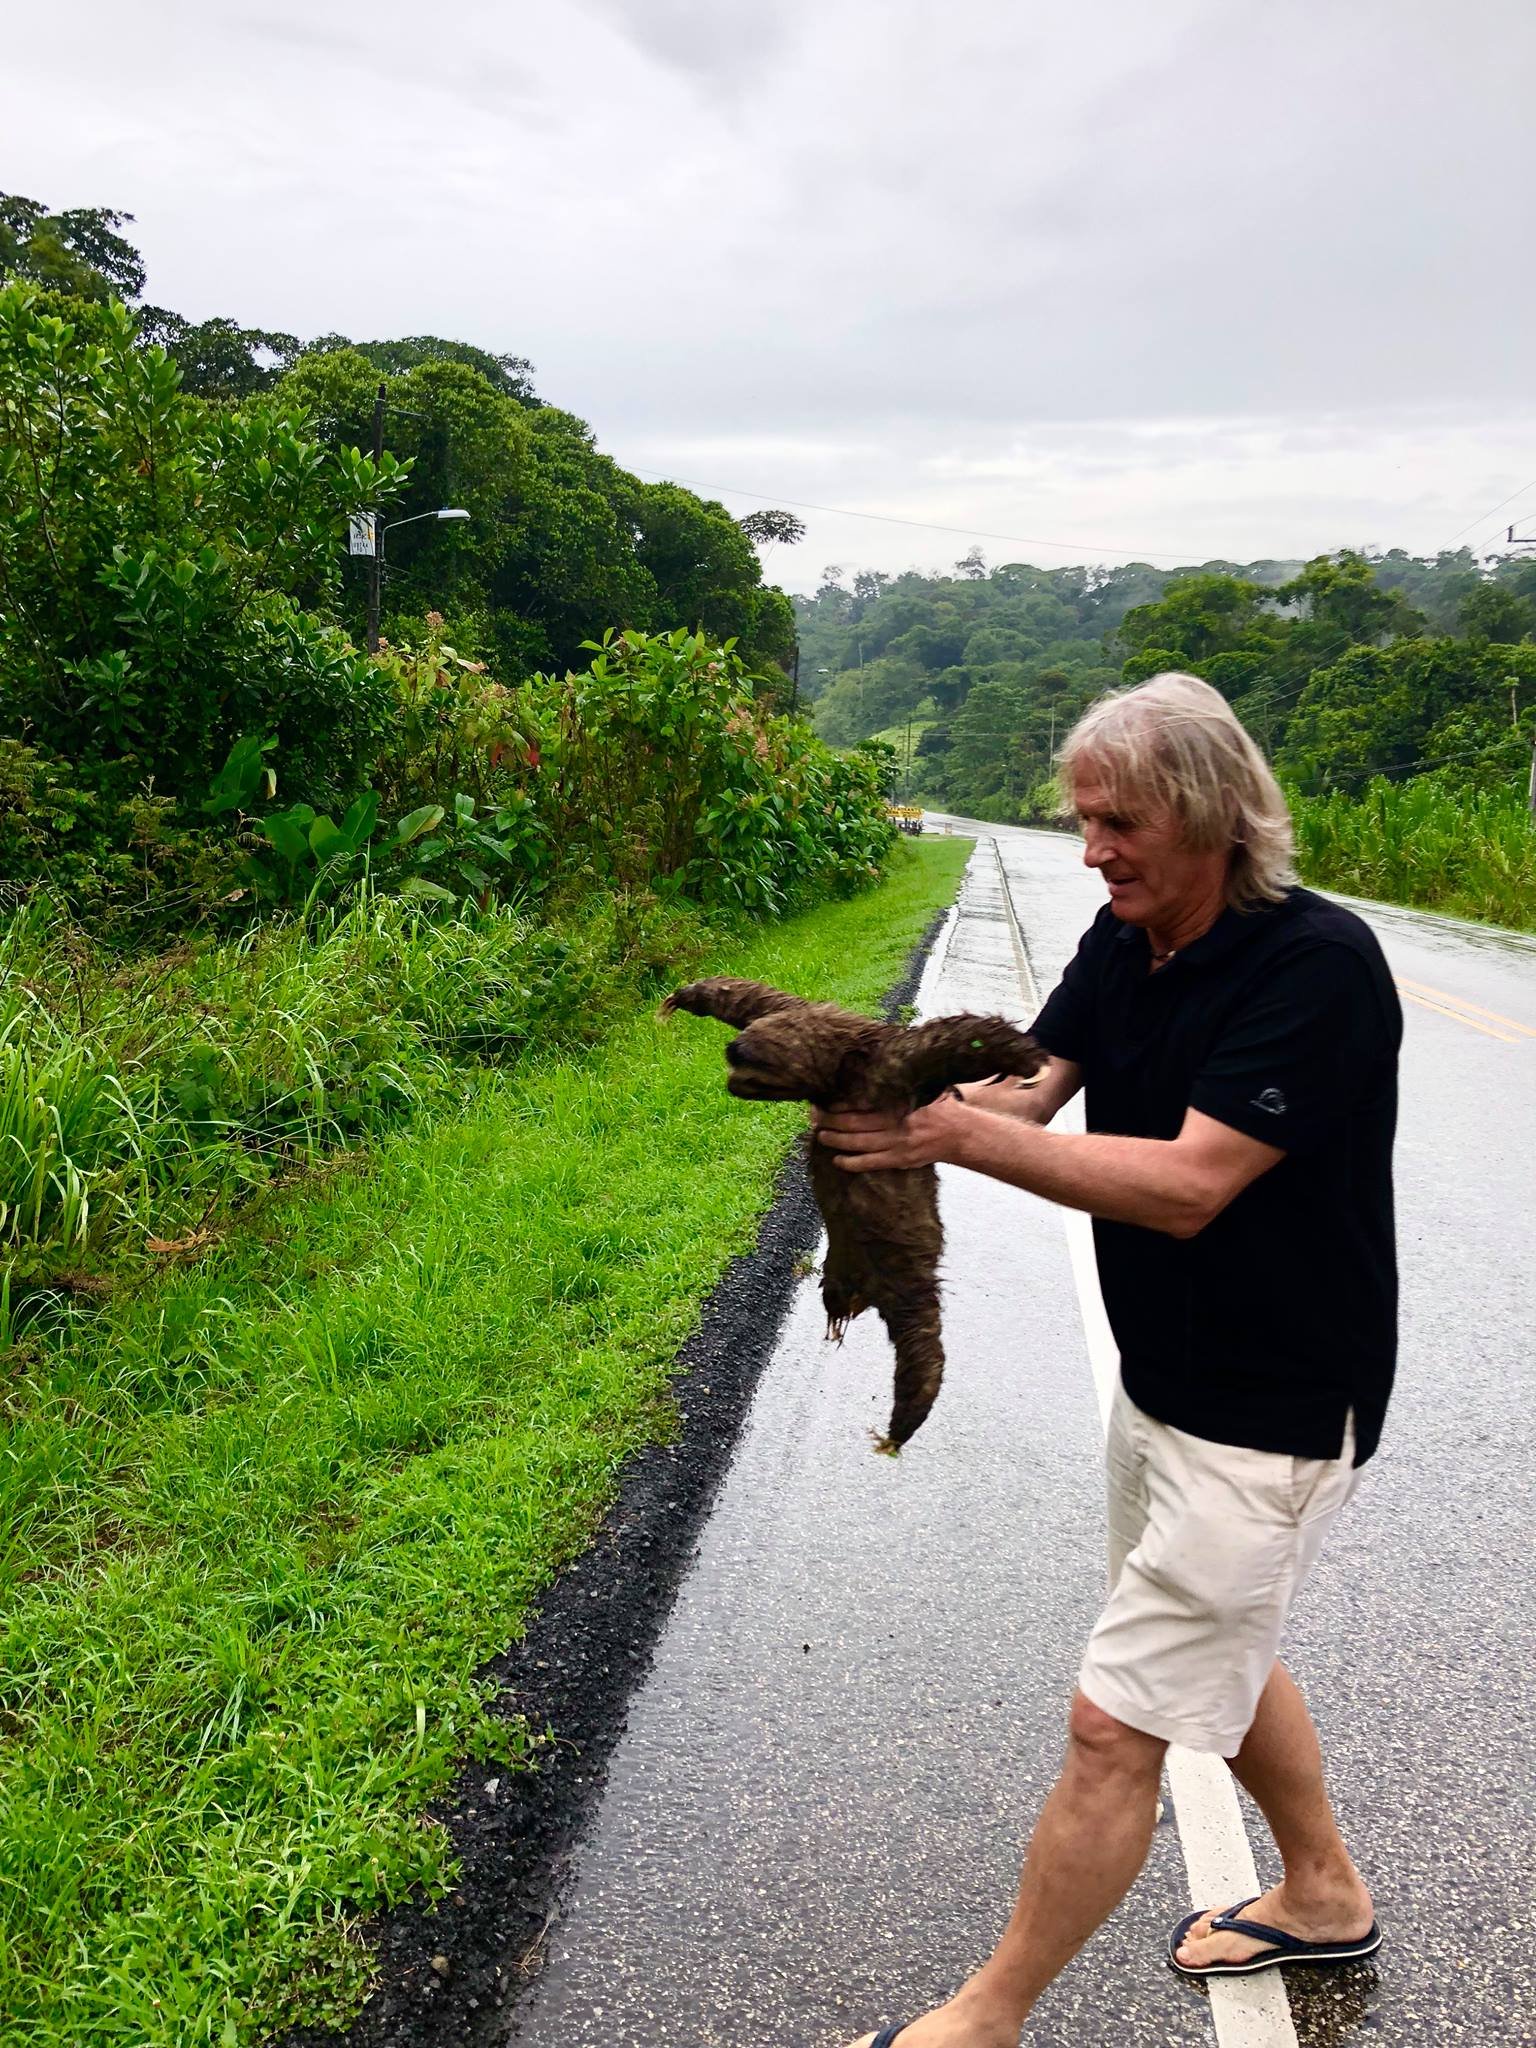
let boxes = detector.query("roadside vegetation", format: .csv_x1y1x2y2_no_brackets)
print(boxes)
0,838,967,2047
1289,776,1536,930
0,201,928,2042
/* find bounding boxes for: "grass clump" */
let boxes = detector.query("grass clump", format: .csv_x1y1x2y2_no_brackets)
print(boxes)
0,836,968,2048
0,888,710,1287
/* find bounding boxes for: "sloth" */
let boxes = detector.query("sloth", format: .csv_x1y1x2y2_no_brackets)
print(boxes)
662,977,1044,1451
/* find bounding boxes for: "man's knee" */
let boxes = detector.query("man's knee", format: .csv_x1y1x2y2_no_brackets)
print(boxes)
1067,1690,1165,1780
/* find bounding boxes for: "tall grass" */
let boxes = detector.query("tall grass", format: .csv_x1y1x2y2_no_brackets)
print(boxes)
1290,775,1536,932
0,888,713,1280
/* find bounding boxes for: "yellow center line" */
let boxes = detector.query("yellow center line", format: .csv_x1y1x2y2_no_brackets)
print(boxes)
1395,985,1519,1044
1393,973,1536,1040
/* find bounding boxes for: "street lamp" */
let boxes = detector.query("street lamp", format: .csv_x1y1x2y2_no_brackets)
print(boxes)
366,508,470,652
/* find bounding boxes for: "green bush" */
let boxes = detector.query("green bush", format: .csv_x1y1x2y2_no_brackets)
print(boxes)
0,286,405,808
532,627,894,914
370,612,538,815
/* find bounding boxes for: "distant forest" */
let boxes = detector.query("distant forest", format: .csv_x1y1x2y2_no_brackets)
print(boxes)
796,546,1536,822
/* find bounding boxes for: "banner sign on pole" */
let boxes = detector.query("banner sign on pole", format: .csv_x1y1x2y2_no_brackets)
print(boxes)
348,512,377,557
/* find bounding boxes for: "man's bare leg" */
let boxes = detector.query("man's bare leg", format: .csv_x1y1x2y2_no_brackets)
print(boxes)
1175,1661,1374,1969
847,1695,1165,2048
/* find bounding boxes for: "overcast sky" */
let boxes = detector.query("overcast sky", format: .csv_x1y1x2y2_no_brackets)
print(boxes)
7,0,1533,591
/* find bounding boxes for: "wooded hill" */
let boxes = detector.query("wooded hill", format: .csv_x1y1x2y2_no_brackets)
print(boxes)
798,547,1536,823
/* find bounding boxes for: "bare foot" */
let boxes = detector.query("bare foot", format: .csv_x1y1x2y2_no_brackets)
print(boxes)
846,1985,1019,2047
1175,1878,1375,1971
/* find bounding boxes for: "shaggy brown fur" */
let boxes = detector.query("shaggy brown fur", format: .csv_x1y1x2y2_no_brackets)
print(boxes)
661,977,1044,1451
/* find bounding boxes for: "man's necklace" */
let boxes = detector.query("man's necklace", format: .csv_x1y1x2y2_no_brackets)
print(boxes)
1149,944,1177,969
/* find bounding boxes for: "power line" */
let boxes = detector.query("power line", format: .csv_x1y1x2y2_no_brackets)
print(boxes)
623,466,1209,564
1229,485,1536,717
367,435,1531,760
1440,475,1536,549
1308,741,1520,787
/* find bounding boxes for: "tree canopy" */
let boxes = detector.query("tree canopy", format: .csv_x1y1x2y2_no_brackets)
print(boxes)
0,191,796,682
798,545,1534,819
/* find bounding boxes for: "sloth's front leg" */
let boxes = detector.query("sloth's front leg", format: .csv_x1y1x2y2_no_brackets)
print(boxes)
660,977,805,1029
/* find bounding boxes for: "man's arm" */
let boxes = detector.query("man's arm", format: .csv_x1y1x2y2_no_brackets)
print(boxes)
816,1096,1283,1239
954,1055,1082,1127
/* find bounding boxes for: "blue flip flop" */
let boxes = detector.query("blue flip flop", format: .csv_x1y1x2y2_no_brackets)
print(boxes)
1168,1897,1383,1978
870,2030,908,2047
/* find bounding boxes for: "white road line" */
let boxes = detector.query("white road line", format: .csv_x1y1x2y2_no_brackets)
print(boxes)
987,837,1301,2048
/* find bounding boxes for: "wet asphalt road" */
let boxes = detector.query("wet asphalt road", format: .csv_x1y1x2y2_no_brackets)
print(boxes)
507,823,1536,2048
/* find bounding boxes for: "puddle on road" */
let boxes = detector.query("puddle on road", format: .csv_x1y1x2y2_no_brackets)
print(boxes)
1288,1961,1384,2041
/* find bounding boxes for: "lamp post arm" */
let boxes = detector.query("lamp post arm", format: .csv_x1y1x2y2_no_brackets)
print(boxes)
380,510,444,549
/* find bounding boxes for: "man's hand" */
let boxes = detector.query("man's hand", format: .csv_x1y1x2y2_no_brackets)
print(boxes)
815,1093,973,1172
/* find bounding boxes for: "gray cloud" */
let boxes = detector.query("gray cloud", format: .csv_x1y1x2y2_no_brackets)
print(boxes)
577,0,802,84
4,0,1532,587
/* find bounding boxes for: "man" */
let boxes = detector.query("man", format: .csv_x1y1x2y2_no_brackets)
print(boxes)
818,673,1401,2048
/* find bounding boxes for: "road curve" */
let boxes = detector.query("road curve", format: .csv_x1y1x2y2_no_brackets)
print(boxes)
507,820,1536,2048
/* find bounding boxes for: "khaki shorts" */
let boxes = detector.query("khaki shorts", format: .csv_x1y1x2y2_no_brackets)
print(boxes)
1077,1384,1361,1758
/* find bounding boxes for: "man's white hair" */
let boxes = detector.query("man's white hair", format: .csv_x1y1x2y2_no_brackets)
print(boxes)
1058,672,1296,909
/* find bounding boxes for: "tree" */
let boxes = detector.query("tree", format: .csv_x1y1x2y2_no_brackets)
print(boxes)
945,679,1035,807
0,191,145,301
1458,581,1535,646
1276,638,1528,792
888,622,967,672
282,343,535,640
137,307,300,399
493,406,658,670
738,507,806,547
955,546,987,579
636,482,771,645
1118,573,1275,665
1370,547,1481,632
0,287,405,802
1277,550,1424,650
306,331,538,405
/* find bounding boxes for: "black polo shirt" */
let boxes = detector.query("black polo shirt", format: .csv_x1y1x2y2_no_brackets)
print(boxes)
1032,887,1401,1465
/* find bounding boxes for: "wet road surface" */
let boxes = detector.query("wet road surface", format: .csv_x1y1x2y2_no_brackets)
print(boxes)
508,822,1536,2048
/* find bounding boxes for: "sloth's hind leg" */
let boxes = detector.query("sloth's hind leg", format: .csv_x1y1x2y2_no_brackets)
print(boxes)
820,1246,871,1342
875,1287,945,1451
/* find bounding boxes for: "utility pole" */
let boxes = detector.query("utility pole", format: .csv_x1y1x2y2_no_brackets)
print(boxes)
1504,528,1536,811
790,645,800,717
366,381,387,654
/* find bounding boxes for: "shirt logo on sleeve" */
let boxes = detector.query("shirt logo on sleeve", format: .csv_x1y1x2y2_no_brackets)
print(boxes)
1251,1087,1287,1115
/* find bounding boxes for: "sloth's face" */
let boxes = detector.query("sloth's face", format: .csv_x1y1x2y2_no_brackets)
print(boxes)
722,1018,850,1102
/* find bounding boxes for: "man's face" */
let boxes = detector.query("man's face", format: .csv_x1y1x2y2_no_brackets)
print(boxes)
1072,773,1221,931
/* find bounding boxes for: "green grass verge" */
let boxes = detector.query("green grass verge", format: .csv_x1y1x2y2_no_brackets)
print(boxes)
0,837,969,2048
